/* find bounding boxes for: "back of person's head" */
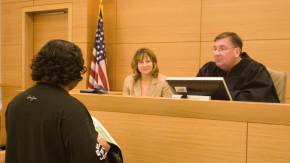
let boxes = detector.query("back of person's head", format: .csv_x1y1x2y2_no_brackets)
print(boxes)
214,32,243,52
131,48,159,82
30,39,87,86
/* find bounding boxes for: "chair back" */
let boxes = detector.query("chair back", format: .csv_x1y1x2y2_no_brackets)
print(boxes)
266,67,287,103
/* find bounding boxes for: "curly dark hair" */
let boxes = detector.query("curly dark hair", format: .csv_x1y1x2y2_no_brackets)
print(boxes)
30,39,87,86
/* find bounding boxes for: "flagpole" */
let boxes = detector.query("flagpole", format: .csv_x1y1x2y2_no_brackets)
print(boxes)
88,0,109,90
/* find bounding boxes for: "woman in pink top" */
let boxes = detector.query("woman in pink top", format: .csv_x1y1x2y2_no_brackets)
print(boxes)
123,48,172,98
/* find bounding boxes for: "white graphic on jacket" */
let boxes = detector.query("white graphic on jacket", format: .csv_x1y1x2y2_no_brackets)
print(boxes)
96,142,107,160
27,95,37,101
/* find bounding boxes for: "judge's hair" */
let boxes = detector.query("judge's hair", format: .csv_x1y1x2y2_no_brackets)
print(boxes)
214,32,243,52
131,48,159,82
30,39,87,86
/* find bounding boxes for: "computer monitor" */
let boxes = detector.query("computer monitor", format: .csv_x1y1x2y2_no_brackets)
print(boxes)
166,77,232,101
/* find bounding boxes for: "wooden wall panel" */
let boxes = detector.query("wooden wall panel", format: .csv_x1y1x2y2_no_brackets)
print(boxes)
201,40,290,100
33,12,68,55
90,110,247,163
1,45,22,87
72,0,88,43
0,150,6,162
105,44,116,91
101,0,116,45
201,0,290,41
1,2,33,46
1,0,32,4
34,0,72,6
87,0,116,44
72,43,89,90
116,0,201,43
87,0,99,43
242,40,290,74
248,123,290,163
84,43,93,88
200,42,214,68
115,42,200,91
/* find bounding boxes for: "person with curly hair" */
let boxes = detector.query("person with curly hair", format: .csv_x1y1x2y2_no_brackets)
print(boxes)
5,39,110,163
123,48,172,97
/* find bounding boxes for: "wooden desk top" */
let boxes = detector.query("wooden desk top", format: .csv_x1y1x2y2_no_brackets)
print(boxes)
70,93,290,126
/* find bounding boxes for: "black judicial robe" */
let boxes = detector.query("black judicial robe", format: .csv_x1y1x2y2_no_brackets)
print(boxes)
197,52,280,103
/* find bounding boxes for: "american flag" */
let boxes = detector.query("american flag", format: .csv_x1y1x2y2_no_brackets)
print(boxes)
89,4,109,91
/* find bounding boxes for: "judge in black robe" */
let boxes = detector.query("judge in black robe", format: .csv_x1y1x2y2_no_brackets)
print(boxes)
197,52,280,103
197,32,280,103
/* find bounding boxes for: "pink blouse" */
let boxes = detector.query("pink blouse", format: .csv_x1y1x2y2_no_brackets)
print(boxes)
141,82,149,96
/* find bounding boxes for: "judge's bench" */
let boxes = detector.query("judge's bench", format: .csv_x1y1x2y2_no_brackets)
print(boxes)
1,92,290,162
68,92,290,163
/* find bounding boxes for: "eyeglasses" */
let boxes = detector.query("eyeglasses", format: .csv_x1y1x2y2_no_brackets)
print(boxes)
211,47,237,54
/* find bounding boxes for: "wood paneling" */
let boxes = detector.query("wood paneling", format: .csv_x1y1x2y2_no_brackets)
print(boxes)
0,151,5,163
200,42,214,68
73,0,116,44
87,0,99,43
201,0,290,41
84,43,93,88
1,45,22,87
21,3,73,90
115,42,200,90
1,2,33,45
102,0,116,45
72,0,88,43
201,40,290,99
33,12,68,55
105,44,116,91
33,0,72,6
22,11,34,90
71,94,290,126
116,0,201,43
90,110,247,163
1,0,32,4
248,123,290,163
72,43,90,90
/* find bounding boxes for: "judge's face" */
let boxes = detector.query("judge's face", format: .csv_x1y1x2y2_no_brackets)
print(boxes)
138,55,153,76
213,37,240,71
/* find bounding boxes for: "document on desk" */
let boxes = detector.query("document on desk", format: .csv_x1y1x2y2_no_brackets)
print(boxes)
91,116,119,148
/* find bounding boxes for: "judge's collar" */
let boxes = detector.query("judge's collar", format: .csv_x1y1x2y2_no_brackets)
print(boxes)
226,58,242,73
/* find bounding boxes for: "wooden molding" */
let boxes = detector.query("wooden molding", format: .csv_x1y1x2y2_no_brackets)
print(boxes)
21,3,72,90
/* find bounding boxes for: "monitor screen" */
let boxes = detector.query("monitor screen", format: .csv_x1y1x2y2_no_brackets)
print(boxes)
166,77,232,101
